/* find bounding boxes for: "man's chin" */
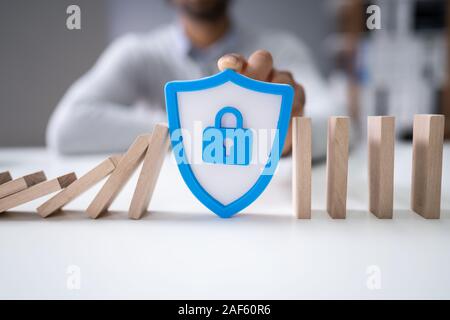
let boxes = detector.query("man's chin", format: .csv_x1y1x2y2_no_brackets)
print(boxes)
180,0,229,23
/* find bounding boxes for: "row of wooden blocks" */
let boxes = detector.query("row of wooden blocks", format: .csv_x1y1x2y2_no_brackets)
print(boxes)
0,124,170,219
0,115,445,220
292,114,446,219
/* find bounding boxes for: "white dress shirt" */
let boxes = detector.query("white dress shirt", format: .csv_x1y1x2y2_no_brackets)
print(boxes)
47,23,347,157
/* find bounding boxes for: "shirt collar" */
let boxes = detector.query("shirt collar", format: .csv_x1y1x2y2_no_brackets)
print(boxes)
172,20,239,63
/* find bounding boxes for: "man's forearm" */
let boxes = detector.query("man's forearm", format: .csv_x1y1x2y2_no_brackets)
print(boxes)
47,102,165,154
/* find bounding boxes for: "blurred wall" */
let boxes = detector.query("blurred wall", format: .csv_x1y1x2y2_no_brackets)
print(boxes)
108,0,332,72
0,0,332,147
0,0,108,147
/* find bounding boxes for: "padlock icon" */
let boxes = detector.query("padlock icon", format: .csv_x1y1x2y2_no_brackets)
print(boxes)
202,106,253,166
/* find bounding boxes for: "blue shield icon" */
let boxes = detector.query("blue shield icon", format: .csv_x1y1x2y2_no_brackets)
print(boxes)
165,69,293,218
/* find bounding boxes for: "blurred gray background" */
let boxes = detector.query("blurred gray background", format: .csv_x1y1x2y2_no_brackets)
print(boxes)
0,0,333,147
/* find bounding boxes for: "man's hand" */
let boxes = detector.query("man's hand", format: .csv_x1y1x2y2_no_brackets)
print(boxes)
217,50,305,155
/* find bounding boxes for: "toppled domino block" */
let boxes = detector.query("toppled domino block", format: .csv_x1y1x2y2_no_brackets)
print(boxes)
129,123,170,220
0,171,12,185
37,155,121,218
0,173,76,213
0,171,46,199
87,135,150,219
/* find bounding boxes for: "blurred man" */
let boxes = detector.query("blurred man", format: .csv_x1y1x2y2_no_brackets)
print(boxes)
47,0,344,157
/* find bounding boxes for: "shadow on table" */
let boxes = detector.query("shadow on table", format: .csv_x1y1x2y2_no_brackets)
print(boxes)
0,210,292,223
0,208,449,222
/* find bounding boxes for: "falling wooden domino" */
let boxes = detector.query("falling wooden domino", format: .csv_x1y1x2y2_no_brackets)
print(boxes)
0,171,12,185
0,171,46,199
368,116,395,219
326,116,349,219
292,117,312,219
0,173,76,213
411,114,445,219
87,134,150,219
37,155,121,218
129,123,170,220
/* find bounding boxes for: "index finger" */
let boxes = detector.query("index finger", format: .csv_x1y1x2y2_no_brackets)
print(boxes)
217,53,247,73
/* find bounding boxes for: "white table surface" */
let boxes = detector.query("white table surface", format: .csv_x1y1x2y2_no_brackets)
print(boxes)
0,142,449,299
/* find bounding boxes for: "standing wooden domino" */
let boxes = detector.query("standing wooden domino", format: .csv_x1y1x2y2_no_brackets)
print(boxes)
292,117,312,219
37,155,121,218
87,134,150,219
129,123,170,220
368,116,395,219
411,114,445,219
0,171,46,199
0,171,12,185
326,116,349,219
0,173,76,213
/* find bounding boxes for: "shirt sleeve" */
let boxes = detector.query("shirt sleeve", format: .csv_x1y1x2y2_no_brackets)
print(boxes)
46,34,165,155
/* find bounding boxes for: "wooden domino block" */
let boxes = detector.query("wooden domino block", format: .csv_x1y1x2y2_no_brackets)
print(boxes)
129,123,170,220
411,114,445,219
292,117,312,219
0,171,46,199
368,116,395,219
37,155,121,218
0,171,12,185
0,173,76,213
87,135,150,219
326,116,349,219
